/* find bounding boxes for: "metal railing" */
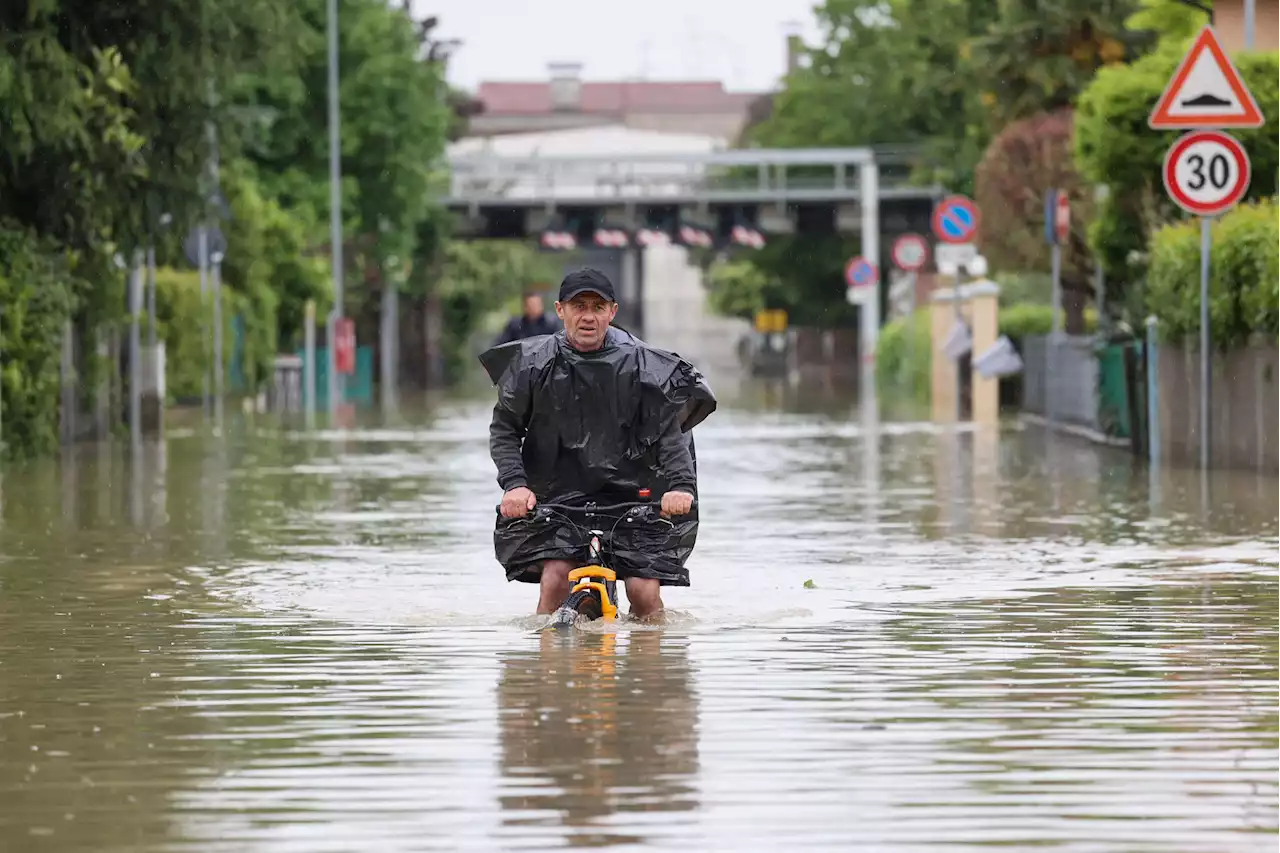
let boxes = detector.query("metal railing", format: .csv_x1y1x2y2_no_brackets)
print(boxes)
443,146,934,206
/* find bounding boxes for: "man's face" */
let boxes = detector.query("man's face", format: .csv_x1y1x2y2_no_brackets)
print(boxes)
523,294,544,319
555,292,618,351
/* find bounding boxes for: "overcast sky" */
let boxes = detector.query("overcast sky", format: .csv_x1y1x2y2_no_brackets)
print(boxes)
409,0,825,93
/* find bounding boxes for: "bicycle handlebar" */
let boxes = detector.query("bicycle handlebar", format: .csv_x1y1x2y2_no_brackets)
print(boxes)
493,498,697,517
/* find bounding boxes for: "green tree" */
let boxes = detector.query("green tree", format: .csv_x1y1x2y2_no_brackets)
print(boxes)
0,0,298,456
968,0,1148,132
433,240,562,381
974,109,1099,331
749,0,999,192
1074,48,1278,302
237,0,451,295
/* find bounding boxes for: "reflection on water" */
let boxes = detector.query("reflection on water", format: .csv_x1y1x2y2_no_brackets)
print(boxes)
497,630,699,848
0,386,1275,851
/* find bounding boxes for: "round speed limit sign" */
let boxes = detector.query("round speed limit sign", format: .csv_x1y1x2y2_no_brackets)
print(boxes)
1163,130,1251,216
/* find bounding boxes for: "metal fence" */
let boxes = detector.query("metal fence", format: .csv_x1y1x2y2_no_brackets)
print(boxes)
1021,334,1099,431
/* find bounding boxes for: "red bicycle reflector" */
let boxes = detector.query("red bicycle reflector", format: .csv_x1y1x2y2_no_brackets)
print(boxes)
638,488,651,498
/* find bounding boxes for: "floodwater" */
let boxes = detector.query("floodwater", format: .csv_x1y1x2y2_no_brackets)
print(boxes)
0,382,1276,852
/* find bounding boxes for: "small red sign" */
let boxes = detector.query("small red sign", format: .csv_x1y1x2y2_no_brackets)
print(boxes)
1055,192,1070,243
335,318,356,375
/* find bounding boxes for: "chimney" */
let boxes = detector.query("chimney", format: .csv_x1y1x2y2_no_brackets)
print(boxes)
548,62,583,111
783,21,804,75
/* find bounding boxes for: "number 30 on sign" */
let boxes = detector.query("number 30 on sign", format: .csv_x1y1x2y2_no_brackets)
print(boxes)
1163,130,1251,216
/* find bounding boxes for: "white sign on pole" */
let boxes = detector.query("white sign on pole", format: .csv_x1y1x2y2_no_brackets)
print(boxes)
935,242,977,272
973,335,1024,379
940,322,972,362
846,285,875,307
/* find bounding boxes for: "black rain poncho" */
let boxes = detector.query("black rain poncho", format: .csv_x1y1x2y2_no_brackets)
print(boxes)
480,327,717,586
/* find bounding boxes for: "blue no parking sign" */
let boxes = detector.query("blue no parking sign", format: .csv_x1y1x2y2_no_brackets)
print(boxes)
931,195,981,245
844,256,878,290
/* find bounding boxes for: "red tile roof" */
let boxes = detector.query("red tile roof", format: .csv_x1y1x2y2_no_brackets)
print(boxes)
477,81,759,115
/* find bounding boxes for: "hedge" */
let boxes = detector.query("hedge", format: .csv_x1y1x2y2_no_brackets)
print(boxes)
0,224,77,459
1074,46,1278,292
1145,198,1278,348
153,266,252,404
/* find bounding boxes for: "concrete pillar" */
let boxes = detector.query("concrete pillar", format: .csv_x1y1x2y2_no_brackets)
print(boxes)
967,279,1001,426
930,284,960,422
621,246,641,336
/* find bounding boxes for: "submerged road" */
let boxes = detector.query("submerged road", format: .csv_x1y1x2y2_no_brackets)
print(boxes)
0,384,1276,851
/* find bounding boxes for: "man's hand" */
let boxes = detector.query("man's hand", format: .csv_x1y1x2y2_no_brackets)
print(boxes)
501,486,537,519
660,490,695,518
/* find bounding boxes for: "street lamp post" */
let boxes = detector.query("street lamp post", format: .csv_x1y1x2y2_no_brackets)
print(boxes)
327,0,344,419
423,34,461,391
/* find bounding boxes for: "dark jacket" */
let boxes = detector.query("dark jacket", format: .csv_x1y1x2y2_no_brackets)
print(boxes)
480,327,715,503
492,312,561,347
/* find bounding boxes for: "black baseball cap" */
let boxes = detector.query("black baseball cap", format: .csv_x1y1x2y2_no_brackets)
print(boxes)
558,268,617,304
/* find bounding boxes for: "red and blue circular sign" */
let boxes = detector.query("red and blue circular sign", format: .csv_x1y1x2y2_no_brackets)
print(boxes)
844,256,878,289
931,195,981,244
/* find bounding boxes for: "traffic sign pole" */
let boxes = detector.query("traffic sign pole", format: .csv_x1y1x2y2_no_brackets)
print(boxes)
1148,26,1264,473
1199,216,1211,472
1160,130,1253,471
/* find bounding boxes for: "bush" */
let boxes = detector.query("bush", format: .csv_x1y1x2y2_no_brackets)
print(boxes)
876,311,932,400
705,258,772,320
0,224,77,459
153,266,250,404
1075,46,1278,296
1145,198,1279,348
221,167,330,391
996,303,1097,339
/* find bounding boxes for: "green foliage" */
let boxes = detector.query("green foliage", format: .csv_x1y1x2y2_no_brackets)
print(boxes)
0,224,77,460
705,259,773,320
1145,199,1279,348
875,311,933,400
238,0,451,279
1124,0,1205,42
999,302,1099,338
704,235,863,328
0,0,311,457
752,0,1145,195
993,271,1055,305
218,165,330,388
153,267,248,403
750,0,1001,193
1074,47,1279,299
967,0,1149,131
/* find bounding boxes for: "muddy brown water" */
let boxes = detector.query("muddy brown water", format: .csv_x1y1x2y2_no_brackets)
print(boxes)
1,385,1275,851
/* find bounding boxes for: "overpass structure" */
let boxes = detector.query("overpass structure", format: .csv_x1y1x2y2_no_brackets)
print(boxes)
440,146,945,363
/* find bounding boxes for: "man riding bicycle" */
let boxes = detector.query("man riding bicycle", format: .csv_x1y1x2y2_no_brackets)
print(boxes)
480,268,716,619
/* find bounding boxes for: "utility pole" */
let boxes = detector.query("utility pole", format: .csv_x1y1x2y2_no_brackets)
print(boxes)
422,32,462,391
327,0,344,417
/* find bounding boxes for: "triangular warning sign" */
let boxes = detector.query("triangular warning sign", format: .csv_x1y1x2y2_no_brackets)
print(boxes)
1149,26,1265,129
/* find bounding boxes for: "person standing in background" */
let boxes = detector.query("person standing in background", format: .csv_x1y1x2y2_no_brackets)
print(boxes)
493,289,561,346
